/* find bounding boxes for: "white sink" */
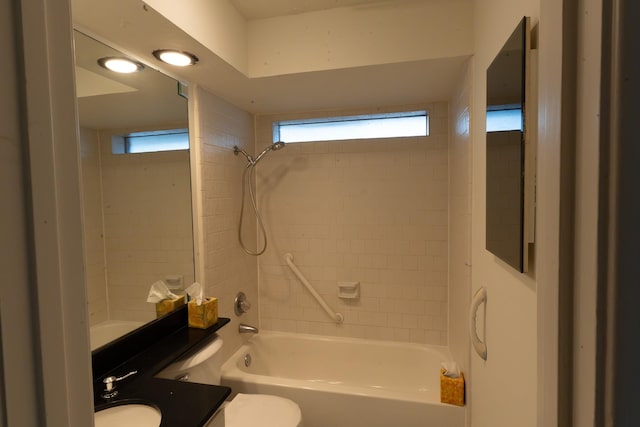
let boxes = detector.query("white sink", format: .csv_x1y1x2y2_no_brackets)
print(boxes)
95,404,161,427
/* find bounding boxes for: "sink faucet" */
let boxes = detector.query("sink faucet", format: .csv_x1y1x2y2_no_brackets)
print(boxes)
239,323,259,334
101,370,137,399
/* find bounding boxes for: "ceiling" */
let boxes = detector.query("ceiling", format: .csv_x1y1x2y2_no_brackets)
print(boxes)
72,0,471,115
230,0,423,20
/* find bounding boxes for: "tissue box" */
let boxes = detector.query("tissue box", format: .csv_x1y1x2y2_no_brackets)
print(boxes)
440,368,465,406
188,297,218,329
155,295,186,318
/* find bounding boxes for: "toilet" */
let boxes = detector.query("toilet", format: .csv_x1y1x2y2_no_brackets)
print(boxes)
157,334,302,427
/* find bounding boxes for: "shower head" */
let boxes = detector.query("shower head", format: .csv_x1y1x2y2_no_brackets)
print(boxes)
234,142,285,166
253,141,286,164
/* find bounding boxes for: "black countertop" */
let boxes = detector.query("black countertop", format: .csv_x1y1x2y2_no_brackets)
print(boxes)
92,307,231,427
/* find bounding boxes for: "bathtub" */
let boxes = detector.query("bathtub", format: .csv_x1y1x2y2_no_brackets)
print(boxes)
90,320,144,350
220,331,465,427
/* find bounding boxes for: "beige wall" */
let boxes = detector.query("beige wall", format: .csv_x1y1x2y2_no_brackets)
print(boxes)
79,127,108,326
247,1,473,77
470,1,539,426
191,86,259,361
254,103,450,345
448,59,472,410
144,0,247,74
143,0,472,78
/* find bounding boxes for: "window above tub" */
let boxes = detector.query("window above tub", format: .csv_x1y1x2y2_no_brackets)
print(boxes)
486,106,523,132
273,111,429,143
112,128,189,154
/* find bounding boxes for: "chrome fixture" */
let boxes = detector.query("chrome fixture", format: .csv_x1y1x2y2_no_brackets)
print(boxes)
234,141,286,256
244,353,252,367
234,291,251,316
239,323,259,334
101,370,138,399
152,49,198,66
234,141,285,167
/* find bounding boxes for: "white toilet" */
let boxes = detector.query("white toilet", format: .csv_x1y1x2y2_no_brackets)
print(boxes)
157,334,302,427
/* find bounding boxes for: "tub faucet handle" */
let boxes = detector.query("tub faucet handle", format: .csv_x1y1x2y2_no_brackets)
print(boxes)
234,292,251,316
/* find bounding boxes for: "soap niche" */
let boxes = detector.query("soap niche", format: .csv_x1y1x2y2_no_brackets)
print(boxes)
338,282,360,299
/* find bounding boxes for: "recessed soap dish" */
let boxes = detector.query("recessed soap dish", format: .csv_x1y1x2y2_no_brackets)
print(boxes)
338,281,360,299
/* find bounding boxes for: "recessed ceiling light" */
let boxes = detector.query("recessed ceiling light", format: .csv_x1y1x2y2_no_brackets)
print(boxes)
97,57,144,74
152,49,198,67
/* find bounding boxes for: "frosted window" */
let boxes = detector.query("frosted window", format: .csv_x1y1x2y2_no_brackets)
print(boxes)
275,111,428,143
486,109,522,132
121,129,189,154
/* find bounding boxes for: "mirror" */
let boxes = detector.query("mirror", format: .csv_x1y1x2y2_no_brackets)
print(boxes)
485,17,533,273
74,30,194,350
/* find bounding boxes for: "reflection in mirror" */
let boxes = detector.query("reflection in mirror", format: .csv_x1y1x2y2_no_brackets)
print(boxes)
74,30,194,350
485,17,527,272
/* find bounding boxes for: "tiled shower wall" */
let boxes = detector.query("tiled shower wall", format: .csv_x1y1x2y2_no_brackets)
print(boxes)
79,126,194,324
191,86,259,361
99,134,194,322
255,103,450,345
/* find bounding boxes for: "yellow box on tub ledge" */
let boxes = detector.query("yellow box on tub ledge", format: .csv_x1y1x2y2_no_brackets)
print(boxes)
440,368,465,406
188,297,218,329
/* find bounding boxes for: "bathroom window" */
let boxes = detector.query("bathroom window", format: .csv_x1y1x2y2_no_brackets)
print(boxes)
273,111,429,143
486,107,523,132
112,128,189,154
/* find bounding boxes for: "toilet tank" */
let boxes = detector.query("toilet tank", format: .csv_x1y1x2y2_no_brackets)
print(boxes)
156,334,224,385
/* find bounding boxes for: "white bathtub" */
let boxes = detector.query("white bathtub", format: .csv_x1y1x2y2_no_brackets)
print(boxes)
221,331,465,427
90,320,144,350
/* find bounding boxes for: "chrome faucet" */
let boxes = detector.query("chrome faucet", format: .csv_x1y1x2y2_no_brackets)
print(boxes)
101,370,137,399
239,323,259,334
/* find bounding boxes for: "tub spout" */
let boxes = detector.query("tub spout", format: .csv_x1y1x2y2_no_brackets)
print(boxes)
239,323,259,334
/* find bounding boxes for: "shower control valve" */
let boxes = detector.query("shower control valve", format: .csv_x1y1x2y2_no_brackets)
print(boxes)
234,292,251,316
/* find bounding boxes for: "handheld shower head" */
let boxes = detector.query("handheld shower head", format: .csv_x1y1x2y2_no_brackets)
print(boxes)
234,142,285,166
235,141,286,256
253,141,286,164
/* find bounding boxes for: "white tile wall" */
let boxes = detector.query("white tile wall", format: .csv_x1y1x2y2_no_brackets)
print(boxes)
99,130,194,322
79,127,108,326
255,103,450,345
191,87,259,361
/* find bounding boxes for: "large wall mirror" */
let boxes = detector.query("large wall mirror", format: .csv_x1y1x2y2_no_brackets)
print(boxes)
74,30,194,350
485,17,535,273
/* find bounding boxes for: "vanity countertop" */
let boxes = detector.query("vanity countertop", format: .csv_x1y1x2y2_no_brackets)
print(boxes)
92,308,231,427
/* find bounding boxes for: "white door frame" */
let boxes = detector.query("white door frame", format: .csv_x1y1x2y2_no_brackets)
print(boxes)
2,0,94,425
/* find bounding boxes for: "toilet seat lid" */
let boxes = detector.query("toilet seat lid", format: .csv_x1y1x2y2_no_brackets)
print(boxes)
226,393,302,427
